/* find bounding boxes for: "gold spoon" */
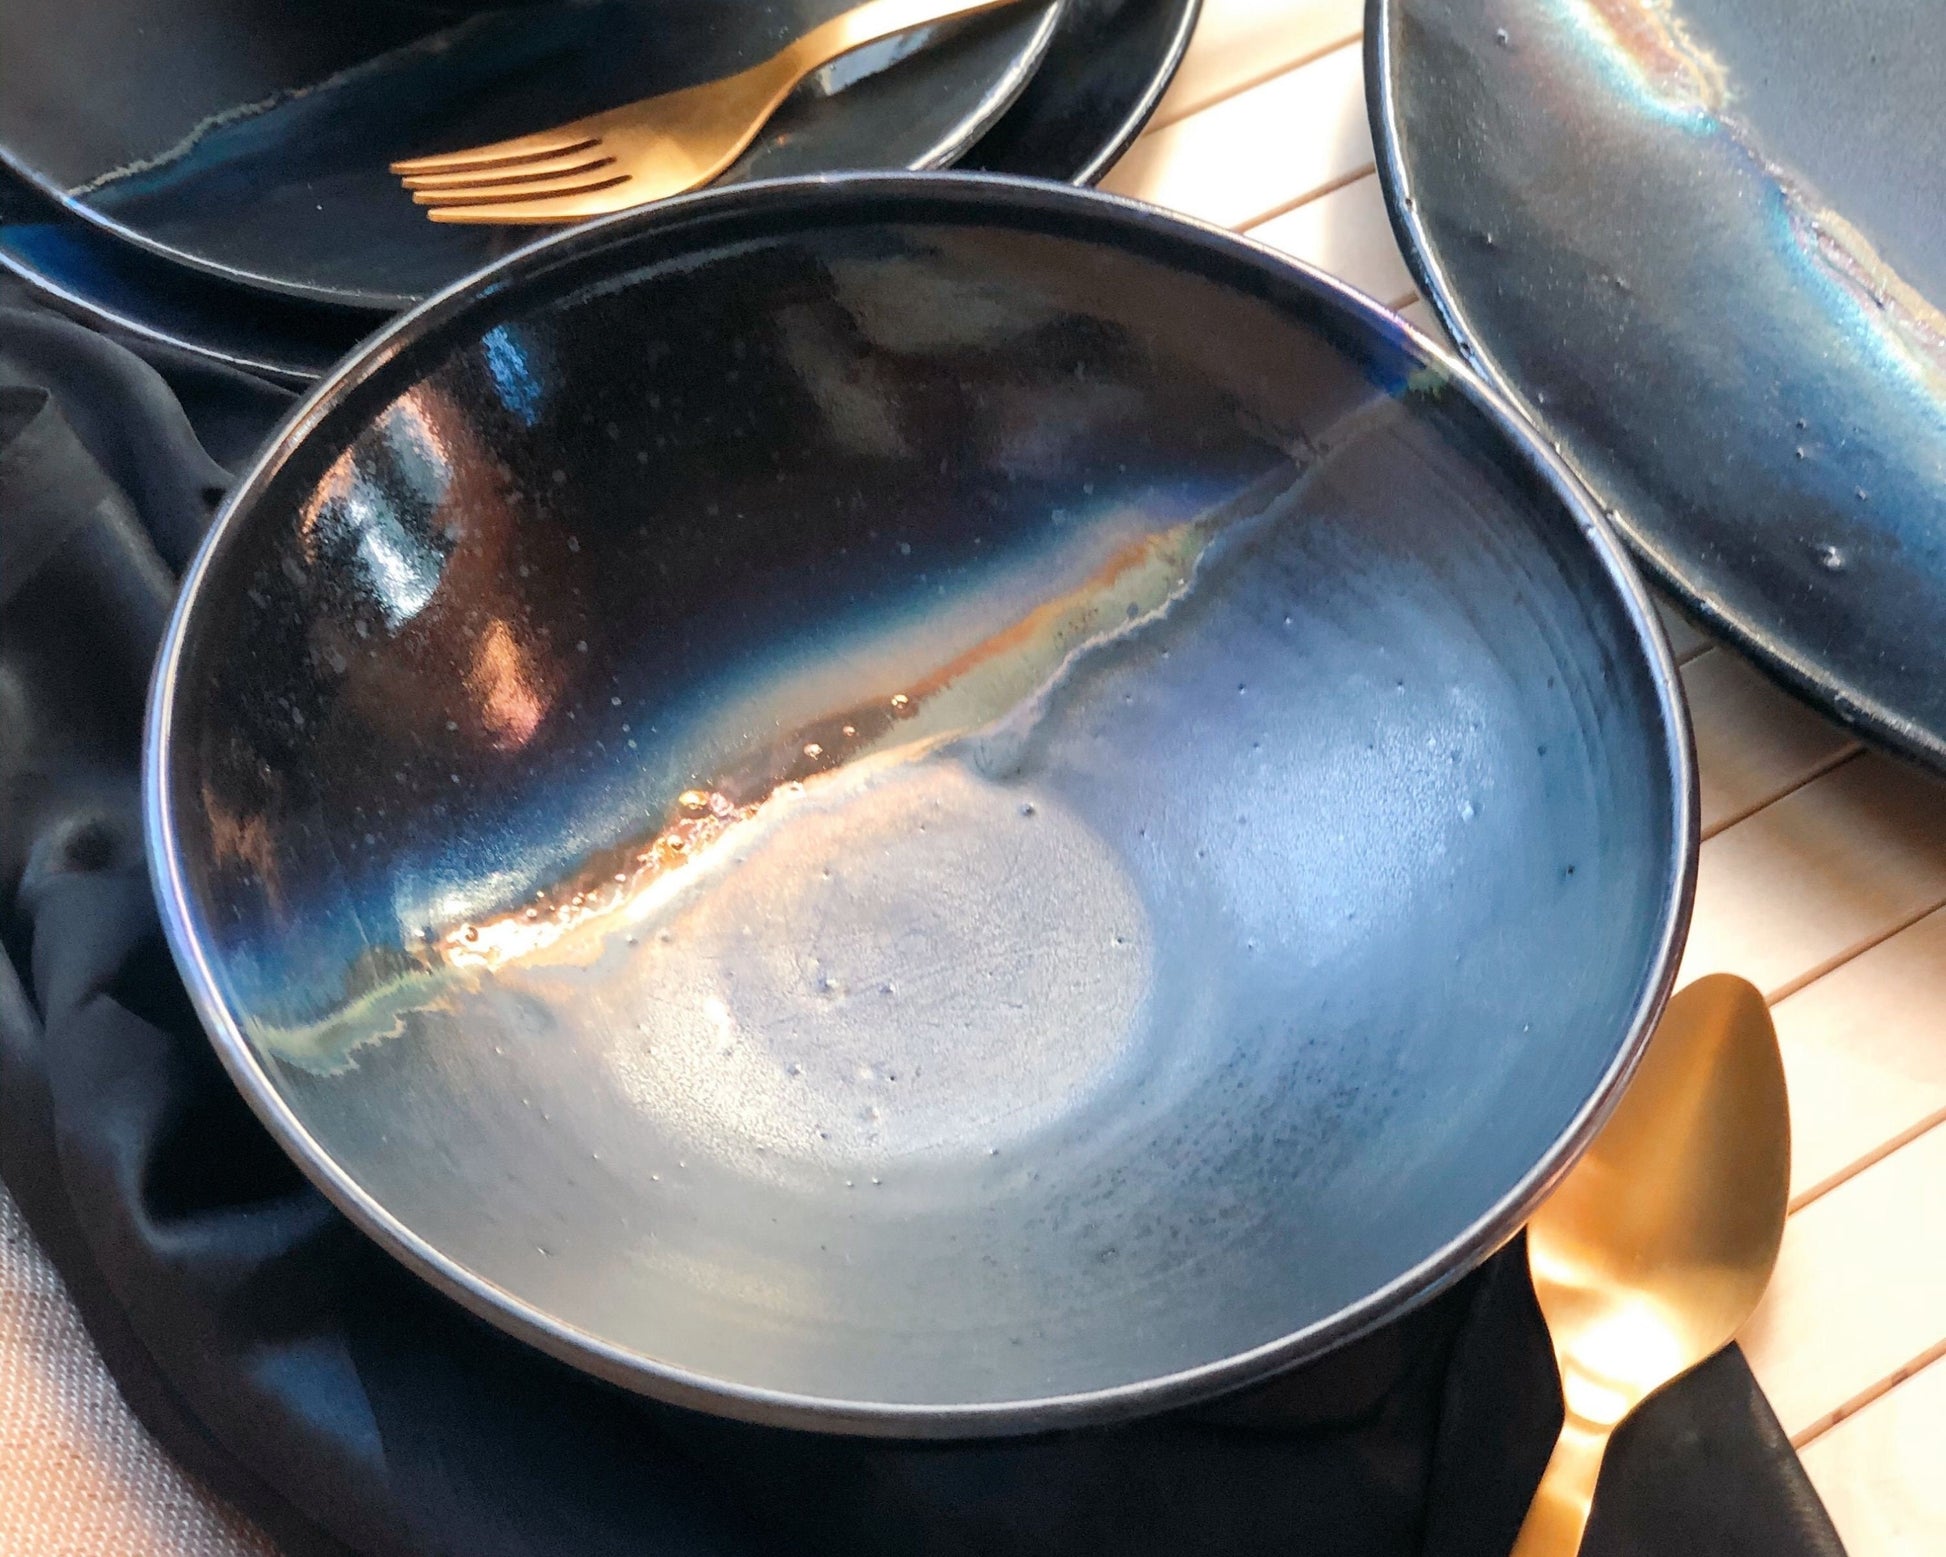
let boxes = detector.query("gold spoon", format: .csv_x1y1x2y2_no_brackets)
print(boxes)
1510,973,1789,1556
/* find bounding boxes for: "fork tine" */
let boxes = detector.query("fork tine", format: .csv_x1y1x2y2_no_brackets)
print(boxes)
400,148,616,192
413,172,633,214
389,128,602,178
422,181,641,225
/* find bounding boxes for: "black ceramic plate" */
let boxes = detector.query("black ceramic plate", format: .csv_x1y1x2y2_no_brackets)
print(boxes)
0,168,369,386
961,0,1199,184
1369,0,1946,770
0,1,1192,388
0,0,1061,311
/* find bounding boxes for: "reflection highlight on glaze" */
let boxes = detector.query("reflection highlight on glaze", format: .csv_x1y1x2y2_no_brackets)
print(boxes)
481,324,546,427
466,616,551,750
296,391,457,627
1783,193,1946,402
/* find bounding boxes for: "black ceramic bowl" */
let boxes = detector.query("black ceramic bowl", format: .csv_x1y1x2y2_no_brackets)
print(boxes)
147,175,1694,1435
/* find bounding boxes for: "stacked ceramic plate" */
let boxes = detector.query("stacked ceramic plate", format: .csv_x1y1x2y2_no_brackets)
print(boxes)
0,0,1198,384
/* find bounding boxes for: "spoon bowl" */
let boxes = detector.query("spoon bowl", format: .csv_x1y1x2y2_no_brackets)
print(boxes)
1515,972,1790,1553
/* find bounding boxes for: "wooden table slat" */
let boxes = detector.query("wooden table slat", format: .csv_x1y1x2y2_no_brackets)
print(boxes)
1739,1119,1946,1444
1800,1350,1946,1557
1677,753,1946,1001
1395,297,1443,341
1683,647,1860,839
1151,0,1364,128
1100,40,1372,228
1772,906,1946,1207
1655,598,1714,662
1246,170,1418,307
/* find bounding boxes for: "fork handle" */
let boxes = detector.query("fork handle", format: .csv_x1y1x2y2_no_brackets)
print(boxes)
786,0,1030,78
1507,1411,1613,1557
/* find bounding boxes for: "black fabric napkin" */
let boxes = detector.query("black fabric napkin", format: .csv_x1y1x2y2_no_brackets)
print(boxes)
0,297,1847,1557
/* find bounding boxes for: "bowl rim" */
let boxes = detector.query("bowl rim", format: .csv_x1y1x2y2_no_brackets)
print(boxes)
144,169,1698,1438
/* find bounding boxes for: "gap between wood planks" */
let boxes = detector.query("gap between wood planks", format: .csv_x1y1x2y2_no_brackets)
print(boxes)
1792,1338,1946,1450
1239,162,1383,244
1726,744,1946,1448
1791,1104,1946,1218
1700,737,1859,841
1702,742,1946,1446
1766,863,1946,1010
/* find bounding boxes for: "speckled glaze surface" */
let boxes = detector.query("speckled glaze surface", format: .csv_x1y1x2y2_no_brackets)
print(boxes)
147,174,1693,1434
0,0,1061,309
1369,0,1946,770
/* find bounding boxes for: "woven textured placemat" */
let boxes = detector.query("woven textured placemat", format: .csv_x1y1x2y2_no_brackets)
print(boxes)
0,1182,273,1557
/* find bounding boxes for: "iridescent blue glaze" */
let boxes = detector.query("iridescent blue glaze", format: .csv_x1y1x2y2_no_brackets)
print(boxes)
147,175,1691,1434
1371,0,1946,768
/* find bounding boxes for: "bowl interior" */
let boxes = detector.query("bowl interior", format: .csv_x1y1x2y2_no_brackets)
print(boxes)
154,183,1687,1428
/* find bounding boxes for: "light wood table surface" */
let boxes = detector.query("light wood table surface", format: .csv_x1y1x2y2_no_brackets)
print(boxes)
3,1,1941,1549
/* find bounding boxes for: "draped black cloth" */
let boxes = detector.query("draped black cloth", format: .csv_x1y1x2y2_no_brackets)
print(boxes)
0,295,1846,1556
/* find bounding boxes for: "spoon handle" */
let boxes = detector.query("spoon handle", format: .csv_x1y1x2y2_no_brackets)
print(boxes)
1508,1412,1614,1556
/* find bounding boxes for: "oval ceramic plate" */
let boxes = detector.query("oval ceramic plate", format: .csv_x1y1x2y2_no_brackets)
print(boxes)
148,173,1692,1434
1370,0,1946,770
0,0,1061,311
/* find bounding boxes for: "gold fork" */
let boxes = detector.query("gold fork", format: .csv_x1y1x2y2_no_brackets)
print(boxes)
391,0,1032,224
